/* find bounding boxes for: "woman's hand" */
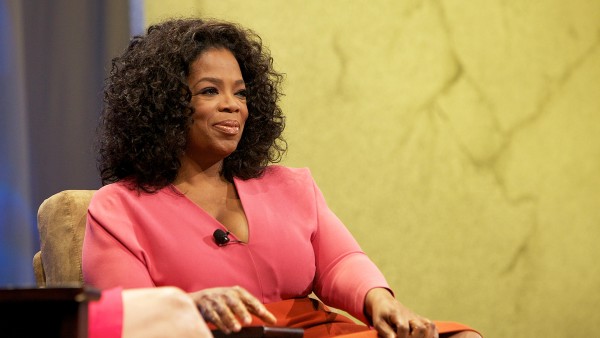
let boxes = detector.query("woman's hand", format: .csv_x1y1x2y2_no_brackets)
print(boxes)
365,288,438,338
189,286,276,334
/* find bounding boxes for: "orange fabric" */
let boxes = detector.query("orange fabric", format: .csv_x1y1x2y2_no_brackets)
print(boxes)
435,321,477,334
264,298,372,337
241,298,479,338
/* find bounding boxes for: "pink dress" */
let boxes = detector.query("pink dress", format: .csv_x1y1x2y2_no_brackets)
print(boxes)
83,166,389,323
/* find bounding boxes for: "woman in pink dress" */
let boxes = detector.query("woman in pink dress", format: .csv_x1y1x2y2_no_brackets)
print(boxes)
83,18,480,338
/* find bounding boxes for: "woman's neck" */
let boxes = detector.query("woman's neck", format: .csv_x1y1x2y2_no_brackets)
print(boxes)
174,156,226,188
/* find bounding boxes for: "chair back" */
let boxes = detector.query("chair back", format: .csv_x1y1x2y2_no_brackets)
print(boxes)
33,190,96,287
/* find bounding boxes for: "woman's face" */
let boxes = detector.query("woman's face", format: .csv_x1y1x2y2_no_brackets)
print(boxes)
185,48,248,166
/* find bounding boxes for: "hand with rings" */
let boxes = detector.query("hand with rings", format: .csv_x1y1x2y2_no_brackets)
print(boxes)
365,288,438,338
189,286,276,334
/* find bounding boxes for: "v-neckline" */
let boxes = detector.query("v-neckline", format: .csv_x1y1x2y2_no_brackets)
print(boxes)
170,178,250,244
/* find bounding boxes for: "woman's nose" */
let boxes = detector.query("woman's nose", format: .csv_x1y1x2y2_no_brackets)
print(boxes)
218,93,240,113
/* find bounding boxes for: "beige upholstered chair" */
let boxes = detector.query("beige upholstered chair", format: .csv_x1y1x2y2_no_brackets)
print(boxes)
33,190,96,287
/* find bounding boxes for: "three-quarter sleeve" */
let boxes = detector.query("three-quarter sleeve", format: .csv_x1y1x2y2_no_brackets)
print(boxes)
83,187,155,289
309,176,390,324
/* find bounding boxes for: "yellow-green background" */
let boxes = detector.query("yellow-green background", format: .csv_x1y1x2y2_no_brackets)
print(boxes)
145,1,600,337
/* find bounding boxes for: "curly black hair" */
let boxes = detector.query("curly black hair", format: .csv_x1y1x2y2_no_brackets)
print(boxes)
97,18,286,192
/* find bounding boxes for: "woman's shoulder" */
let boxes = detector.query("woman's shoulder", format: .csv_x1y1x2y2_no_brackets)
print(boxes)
237,166,318,202
91,181,146,206
260,165,314,182
95,180,136,195
238,165,318,195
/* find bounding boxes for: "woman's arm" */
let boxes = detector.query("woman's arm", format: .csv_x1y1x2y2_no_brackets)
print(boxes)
82,187,155,289
308,175,390,323
83,211,155,288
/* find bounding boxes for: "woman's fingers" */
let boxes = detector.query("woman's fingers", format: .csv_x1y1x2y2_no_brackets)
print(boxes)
191,286,276,333
365,288,439,338
223,288,252,325
406,318,438,338
375,314,408,338
234,286,277,324
198,299,231,333
202,296,242,333
195,290,241,333
409,319,426,338
426,320,439,338
384,312,409,338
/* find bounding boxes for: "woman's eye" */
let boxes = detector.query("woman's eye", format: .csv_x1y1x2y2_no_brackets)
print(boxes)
199,87,218,95
236,89,247,98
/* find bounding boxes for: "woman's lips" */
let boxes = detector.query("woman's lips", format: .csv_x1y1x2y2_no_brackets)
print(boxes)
213,120,240,135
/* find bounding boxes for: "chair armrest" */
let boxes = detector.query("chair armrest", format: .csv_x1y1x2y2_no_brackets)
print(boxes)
32,251,46,287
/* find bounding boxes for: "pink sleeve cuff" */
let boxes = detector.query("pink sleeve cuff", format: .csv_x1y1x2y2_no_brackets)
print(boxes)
88,287,124,338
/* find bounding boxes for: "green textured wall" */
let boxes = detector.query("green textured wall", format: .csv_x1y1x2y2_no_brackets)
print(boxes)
144,1,600,337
